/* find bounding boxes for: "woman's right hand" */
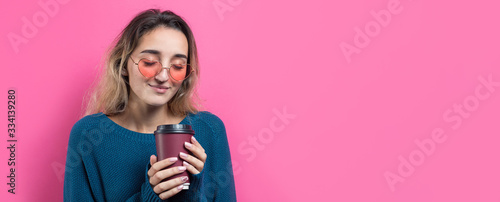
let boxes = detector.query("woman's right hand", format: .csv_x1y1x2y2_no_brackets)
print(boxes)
147,155,188,200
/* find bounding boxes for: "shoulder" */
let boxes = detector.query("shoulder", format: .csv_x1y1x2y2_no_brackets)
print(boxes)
72,112,107,130
192,111,223,123
191,111,225,126
69,112,109,142
188,111,226,133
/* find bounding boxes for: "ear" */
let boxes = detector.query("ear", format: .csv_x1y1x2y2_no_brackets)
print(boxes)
121,68,128,76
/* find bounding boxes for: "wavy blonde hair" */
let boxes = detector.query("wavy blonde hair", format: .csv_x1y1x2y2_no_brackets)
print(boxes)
81,9,202,118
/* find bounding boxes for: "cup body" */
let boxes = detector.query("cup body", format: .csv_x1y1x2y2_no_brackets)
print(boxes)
154,124,195,190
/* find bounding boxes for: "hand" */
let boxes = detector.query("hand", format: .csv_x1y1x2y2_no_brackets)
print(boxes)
147,155,187,200
180,136,207,174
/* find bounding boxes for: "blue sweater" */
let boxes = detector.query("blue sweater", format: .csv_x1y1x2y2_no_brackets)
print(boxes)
63,111,237,201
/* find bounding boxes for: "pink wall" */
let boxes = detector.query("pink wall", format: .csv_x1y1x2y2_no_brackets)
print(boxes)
2,0,500,201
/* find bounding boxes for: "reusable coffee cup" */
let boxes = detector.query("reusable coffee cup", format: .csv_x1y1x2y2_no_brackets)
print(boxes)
154,124,195,190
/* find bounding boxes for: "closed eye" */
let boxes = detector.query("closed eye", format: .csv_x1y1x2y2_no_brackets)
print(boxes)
171,64,185,70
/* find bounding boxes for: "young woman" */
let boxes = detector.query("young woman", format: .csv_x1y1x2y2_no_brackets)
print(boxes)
63,9,236,201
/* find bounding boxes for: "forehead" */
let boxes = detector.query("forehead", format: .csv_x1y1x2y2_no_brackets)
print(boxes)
135,27,189,56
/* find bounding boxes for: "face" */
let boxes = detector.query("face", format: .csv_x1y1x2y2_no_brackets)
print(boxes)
125,26,189,107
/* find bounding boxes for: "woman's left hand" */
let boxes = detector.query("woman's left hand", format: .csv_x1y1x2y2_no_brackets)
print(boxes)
180,136,206,174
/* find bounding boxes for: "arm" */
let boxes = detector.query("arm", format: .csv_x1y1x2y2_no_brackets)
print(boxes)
176,113,236,201
124,163,168,202
63,123,162,202
63,124,97,201
212,119,237,202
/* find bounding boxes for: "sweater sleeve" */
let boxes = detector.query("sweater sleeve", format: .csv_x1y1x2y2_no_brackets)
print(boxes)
63,152,96,201
210,115,237,201
134,158,207,201
127,161,207,202
124,162,168,202
123,163,167,202
156,112,237,201
63,122,97,201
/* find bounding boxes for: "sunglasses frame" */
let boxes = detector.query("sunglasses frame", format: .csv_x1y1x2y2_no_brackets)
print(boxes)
129,57,194,82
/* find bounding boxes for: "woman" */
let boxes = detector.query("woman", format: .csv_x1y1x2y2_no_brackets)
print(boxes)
63,9,236,201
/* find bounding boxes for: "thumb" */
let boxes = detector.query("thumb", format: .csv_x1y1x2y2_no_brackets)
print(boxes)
150,155,157,166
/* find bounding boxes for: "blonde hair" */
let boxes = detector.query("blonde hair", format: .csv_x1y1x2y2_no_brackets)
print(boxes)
81,9,202,119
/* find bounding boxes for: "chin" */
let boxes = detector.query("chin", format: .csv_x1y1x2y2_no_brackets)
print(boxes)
140,92,176,107
146,100,169,107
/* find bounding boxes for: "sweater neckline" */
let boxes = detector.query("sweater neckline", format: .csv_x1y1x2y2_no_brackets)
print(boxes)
98,112,191,138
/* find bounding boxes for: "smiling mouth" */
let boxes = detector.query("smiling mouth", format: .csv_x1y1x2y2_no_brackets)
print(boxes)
149,84,170,89
149,84,170,93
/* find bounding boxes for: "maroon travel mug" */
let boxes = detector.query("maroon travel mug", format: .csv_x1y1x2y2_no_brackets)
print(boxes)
154,124,195,190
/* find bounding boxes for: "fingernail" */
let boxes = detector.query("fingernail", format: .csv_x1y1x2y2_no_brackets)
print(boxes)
192,136,197,142
183,161,190,166
177,184,184,190
179,152,188,158
169,157,178,162
178,166,186,171
181,176,188,182
185,142,192,149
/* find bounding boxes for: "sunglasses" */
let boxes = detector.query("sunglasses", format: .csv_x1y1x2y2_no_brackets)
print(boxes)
129,57,193,82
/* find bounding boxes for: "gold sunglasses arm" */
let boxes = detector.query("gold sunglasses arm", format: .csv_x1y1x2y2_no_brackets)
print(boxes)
129,57,139,65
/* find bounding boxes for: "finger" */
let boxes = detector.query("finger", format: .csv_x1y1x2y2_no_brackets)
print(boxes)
191,136,204,152
150,155,157,166
183,161,200,174
180,152,204,172
148,157,178,180
153,176,189,194
148,157,177,178
184,141,207,163
157,183,185,200
150,165,186,186
190,137,206,158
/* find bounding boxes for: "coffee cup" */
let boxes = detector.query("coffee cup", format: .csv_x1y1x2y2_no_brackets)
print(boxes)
154,124,195,190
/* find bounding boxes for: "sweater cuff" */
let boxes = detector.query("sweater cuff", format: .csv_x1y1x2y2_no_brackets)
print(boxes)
184,166,207,202
142,162,165,201
187,167,205,199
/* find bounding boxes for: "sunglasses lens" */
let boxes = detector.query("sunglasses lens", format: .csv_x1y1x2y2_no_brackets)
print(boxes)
138,59,161,78
170,64,190,81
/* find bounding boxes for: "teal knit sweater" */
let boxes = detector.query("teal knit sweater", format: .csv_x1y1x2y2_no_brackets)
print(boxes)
63,111,237,201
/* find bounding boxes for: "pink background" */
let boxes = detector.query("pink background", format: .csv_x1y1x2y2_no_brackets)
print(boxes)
2,0,500,201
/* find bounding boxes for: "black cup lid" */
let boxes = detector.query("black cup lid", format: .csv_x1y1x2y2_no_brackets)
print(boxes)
154,124,195,134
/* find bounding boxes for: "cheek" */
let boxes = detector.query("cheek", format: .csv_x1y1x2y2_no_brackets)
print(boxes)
127,72,148,93
171,84,181,94
129,64,140,78
167,77,182,87
170,82,183,94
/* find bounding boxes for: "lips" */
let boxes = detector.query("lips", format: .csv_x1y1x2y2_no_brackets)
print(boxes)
149,84,170,94
149,84,170,89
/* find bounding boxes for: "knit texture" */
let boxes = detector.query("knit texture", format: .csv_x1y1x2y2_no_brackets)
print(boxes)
63,111,237,201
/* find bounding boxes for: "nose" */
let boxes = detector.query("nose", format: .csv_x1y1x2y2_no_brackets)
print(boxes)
154,67,169,82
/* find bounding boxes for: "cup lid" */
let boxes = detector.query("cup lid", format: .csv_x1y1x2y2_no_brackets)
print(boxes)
154,124,195,134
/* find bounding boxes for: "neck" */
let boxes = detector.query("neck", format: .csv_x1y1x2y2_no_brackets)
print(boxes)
118,94,180,134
